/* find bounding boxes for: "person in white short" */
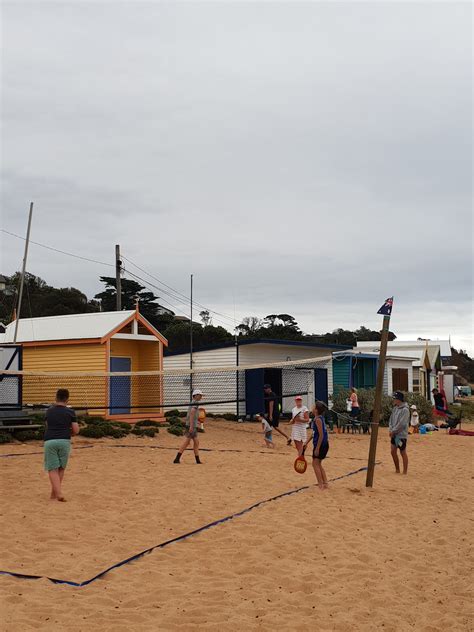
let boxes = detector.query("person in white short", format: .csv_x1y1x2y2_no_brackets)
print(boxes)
290,396,309,456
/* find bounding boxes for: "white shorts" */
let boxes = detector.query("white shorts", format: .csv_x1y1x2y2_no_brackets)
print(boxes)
291,424,307,442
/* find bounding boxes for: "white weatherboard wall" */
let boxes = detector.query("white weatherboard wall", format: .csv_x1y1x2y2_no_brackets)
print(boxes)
164,346,238,413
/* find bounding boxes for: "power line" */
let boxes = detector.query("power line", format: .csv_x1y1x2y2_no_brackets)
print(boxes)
2,227,242,329
121,267,195,321
121,253,240,327
1,229,114,268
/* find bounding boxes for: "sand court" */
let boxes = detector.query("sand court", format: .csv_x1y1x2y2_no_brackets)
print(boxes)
1,421,472,631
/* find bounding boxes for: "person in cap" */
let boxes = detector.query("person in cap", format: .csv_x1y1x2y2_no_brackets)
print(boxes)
388,391,410,474
290,395,309,456
263,384,291,445
173,389,203,464
409,404,420,434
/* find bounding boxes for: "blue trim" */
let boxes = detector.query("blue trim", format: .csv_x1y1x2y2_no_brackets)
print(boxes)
165,338,350,356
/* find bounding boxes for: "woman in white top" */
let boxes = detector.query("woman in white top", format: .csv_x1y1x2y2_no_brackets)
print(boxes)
290,396,309,456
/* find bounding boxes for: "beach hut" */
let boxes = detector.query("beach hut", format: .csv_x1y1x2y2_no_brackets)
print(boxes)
164,338,350,416
1,309,167,420
332,350,416,394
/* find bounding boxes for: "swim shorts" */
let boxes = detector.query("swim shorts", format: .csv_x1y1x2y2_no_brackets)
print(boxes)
312,442,329,460
391,437,407,451
44,439,71,471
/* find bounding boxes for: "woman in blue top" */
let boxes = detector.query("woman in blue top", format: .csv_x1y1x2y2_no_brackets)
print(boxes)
305,401,329,490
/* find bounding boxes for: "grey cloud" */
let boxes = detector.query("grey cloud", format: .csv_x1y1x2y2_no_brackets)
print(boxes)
1,1,472,351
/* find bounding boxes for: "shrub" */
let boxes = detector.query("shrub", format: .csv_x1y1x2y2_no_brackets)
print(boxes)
135,419,161,428
178,411,187,418
0,432,13,444
167,425,184,436
404,393,433,423
165,409,181,418
15,429,40,442
168,417,184,428
110,421,132,431
333,387,392,426
222,413,237,421
84,416,106,425
79,425,106,438
141,428,156,438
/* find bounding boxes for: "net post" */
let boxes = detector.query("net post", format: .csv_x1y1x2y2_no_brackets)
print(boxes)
366,314,391,487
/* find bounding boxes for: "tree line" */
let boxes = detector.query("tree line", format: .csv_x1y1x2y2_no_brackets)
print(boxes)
1,272,472,382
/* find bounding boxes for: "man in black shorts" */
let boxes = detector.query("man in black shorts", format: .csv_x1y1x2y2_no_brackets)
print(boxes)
388,391,410,475
264,384,291,445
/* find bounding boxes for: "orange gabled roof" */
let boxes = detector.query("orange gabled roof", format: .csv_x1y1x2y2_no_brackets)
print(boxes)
101,311,168,346
3,310,167,346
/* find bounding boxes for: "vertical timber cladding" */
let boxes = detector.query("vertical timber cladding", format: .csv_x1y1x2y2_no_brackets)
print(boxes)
22,343,106,411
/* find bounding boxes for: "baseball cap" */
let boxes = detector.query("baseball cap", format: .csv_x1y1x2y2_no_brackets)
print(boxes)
263,384,271,389
410,404,417,410
295,395,303,400
392,391,404,401
192,389,203,397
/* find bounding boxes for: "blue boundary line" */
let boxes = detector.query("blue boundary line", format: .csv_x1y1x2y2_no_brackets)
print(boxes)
0,464,374,587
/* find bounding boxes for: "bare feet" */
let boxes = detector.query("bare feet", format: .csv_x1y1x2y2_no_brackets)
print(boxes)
57,497,67,502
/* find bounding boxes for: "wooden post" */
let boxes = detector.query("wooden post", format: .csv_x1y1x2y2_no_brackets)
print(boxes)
190,274,194,396
13,202,34,344
115,244,122,311
366,313,391,487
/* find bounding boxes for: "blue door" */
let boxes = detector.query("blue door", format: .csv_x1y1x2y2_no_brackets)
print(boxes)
245,368,265,416
110,357,131,414
314,368,329,404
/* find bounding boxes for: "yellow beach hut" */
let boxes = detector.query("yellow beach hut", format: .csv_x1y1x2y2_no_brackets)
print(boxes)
2,309,167,420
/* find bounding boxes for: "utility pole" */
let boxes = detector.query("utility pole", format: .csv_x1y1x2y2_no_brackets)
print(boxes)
190,274,194,396
366,298,394,487
13,202,34,344
115,244,122,311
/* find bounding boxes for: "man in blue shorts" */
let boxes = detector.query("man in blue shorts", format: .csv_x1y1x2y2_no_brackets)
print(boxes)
44,389,79,501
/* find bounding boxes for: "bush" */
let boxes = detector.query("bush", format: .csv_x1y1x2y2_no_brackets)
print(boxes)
79,425,106,438
135,419,161,428
167,425,184,436
168,417,184,428
84,416,106,425
141,428,156,438
333,387,392,426
165,409,181,418
178,411,187,418
404,393,433,423
15,429,40,442
110,421,132,431
0,432,13,444
222,413,238,421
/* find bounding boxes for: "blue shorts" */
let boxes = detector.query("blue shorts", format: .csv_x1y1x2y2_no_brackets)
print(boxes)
265,431,273,442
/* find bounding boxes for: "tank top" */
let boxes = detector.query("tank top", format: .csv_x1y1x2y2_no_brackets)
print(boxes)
311,415,328,446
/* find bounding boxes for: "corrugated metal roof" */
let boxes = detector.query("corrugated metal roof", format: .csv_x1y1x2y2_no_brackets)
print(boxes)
1,311,136,343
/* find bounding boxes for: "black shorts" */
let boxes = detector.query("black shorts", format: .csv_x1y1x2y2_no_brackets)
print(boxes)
269,418,280,429
391,437,407,451
313,442,329,460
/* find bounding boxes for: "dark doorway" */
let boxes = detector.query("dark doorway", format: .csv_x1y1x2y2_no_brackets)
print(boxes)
392,368,409,392
245,368,264,415
110,356,131,414
314,368,329,404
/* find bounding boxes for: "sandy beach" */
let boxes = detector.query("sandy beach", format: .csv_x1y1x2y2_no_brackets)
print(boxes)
0,420,472,631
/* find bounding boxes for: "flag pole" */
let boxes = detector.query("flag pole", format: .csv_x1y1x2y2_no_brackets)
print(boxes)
366,300,393,487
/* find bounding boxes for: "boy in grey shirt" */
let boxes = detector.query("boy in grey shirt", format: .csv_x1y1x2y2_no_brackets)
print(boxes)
389,391,410,475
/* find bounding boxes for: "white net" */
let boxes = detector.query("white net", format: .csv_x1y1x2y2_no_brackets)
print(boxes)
1,355,332,417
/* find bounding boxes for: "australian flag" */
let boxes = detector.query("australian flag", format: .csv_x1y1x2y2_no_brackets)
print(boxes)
377,297,393,316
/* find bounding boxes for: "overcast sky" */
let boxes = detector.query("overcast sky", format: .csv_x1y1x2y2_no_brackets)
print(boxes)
1,2,472,352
